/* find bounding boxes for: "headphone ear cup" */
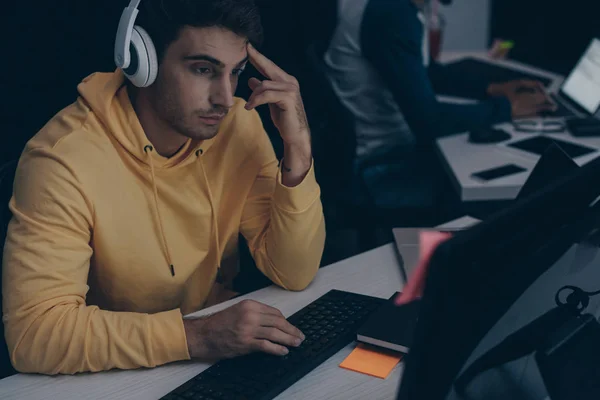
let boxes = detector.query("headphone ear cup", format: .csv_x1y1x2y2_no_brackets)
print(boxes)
123,26,158,87
135,26,158,86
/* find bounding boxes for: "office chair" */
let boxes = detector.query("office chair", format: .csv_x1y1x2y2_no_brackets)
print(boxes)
301,43,382,250
0,160,18,379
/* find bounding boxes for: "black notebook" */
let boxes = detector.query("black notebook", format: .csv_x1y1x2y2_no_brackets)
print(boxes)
356,293,421,353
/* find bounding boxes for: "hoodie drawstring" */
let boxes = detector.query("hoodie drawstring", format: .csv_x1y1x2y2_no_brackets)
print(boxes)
196,149,222,278
144,145,176,277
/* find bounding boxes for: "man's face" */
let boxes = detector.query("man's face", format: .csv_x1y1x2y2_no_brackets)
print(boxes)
149,26,249,141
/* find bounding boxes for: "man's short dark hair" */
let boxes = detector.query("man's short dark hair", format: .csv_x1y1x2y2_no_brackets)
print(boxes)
137,0,264,62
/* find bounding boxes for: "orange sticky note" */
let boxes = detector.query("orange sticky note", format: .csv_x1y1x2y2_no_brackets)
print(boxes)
339,344,403,379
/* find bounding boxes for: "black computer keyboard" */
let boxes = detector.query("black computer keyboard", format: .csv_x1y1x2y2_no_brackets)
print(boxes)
160,290,386,400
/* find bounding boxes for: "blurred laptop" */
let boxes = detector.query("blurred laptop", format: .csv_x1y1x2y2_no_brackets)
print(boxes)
542,38,600,119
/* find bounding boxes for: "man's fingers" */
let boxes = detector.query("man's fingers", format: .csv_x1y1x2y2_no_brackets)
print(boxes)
260,314,305,340
246,80,297,110
248,43,292,83
248,77,262,91
520,91,551,106
529,92,556,109
253,302,286,317
253,339,289,356
537,102,558,113
534,91,550,104
246,90,292,111
249,79,297,93
519,79,541,88
256,327,303,348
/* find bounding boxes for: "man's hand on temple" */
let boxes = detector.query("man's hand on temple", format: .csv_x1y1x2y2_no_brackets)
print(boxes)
245,43,312,187
488,80,557,118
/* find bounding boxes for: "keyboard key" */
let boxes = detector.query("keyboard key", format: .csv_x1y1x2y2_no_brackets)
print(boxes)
173,381,196,394
161,395,183,400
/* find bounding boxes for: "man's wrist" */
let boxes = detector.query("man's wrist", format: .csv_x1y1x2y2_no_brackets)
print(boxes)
183,318,197,358
183,317,208,359
281,134,312,187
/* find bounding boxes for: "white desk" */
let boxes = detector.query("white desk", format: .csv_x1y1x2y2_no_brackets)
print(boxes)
437,126,600,201
0,244,408,400
435,53,600,202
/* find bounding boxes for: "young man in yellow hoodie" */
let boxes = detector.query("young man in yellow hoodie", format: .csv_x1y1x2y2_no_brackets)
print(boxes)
2,0,325,375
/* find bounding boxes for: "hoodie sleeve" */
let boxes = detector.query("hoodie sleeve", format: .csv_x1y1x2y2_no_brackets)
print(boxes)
240,113,326,291
2,149,190,375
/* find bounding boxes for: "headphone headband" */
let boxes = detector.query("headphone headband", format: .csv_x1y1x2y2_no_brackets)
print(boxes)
115,0,142,69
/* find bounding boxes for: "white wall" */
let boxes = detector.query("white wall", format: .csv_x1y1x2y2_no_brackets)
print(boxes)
440,0,491,51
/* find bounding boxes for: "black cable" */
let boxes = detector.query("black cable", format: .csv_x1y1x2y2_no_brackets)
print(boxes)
456,286,600,397
554,285,600,314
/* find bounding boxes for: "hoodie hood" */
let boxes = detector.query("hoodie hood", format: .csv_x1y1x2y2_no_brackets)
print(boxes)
76,69,216,169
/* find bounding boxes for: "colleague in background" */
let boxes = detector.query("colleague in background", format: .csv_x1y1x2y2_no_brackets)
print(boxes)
323,0,555,208
2,0,325,375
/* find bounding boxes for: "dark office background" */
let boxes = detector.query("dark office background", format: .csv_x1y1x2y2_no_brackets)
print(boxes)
1,0,598,162
2,0,598,161
490,0,600,75
0,0,334,163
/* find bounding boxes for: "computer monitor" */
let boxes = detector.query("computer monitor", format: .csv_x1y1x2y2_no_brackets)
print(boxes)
396,155,600,399
560,38,600,117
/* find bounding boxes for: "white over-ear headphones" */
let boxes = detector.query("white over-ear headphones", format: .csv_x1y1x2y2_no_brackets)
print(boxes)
114,0,158,87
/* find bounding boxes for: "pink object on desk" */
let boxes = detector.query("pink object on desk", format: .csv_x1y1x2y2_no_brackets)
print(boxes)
395,231,452,305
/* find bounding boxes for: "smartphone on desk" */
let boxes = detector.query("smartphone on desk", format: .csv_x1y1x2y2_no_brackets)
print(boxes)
471,164,527,182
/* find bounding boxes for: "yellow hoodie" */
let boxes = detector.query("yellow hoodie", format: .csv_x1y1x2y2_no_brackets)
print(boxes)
2,70,325,375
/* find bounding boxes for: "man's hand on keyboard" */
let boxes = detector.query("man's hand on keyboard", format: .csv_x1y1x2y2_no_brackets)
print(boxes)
487,79,557,118
183,300,305,360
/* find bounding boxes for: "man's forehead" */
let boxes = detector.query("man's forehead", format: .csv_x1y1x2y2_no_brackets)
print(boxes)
173,26,248,64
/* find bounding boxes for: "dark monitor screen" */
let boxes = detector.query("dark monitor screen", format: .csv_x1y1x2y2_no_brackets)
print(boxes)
397,155,600,400
507,136,597,159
